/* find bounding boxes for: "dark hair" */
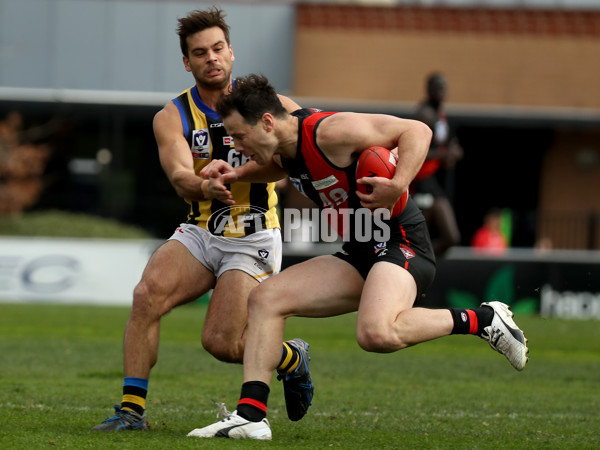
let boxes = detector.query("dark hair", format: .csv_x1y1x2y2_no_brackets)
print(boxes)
177,7,231,57
426,72,445,90
216,74,287,125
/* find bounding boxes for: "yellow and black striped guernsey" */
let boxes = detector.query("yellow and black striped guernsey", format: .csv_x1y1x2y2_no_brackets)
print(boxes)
172,85,280,237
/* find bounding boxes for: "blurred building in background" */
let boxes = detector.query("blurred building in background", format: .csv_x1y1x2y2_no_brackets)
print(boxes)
1,0,599,249
293,1,600,250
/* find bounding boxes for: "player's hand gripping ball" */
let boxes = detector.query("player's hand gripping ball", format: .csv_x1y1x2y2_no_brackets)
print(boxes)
356,146,407,217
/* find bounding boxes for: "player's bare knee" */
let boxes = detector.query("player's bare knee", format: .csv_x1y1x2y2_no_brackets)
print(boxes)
356,326,408,353
131,282,152,313
131,279,170,320
202,334,244,363
247,283,278,316
356,330,389,352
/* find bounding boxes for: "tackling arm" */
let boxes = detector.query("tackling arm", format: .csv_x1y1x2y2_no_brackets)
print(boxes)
198,93,298,204
200,158,287,205
153,102,212,201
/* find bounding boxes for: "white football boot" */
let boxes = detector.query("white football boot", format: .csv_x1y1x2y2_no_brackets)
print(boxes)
187,410,272,440
480,301,529,371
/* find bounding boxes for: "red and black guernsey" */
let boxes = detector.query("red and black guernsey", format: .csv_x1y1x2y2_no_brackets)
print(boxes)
280,109,422,240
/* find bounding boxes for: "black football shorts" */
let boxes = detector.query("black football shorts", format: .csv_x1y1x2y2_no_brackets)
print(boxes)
333,219,436,300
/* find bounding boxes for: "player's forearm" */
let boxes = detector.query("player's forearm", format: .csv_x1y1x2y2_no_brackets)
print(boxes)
395,122,432,185
170,170,211,201
235,160,287,183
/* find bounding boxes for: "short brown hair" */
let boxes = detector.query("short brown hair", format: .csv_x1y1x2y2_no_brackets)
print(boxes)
216,74,287,125
176,7,231,57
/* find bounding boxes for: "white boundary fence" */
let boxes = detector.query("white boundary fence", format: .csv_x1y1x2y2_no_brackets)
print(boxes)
0,237,161,305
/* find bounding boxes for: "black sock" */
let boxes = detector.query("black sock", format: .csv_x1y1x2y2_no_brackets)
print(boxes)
236,381,269,422
449,307,494,337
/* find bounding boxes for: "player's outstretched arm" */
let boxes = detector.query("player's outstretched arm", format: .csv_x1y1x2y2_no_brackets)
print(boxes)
200,158,287,205
200,158,286,184
153,102,212,202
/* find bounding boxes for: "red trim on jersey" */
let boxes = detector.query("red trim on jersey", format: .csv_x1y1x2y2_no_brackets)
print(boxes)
399,224,408,242
399,225,411,270
467,309,478,335
238,398,267,412
300,111,354,238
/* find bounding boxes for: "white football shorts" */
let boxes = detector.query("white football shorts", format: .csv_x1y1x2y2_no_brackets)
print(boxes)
168,223,282,282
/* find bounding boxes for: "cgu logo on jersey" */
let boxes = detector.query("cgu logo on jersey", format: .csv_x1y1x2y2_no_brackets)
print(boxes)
311,175,338,191
191,129,210,159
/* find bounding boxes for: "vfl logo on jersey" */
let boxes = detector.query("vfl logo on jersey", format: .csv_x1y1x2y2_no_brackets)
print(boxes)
399,244,416,260
191,129,210,159
223,136,234,147
258,249,269,260
374,242,388,256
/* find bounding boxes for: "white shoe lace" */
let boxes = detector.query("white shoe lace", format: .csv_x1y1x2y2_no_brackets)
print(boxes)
213,401,232,419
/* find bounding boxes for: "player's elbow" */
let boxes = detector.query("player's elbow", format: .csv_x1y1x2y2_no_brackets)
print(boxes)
415,120,433,144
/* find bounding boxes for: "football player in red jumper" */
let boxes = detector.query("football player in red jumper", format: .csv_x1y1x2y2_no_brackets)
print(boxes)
187,74,529,441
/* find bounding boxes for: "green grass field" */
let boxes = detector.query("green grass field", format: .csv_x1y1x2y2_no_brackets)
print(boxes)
0,303,598,449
